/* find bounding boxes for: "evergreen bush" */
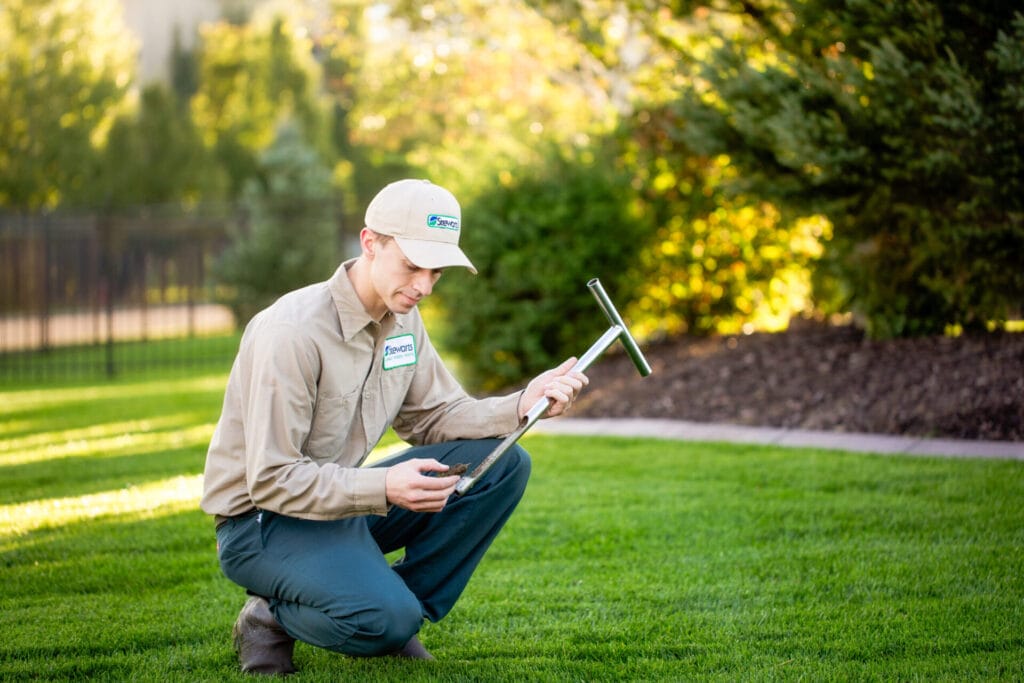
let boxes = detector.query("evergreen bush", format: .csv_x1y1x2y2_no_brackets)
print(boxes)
216,122,339,326
674,2,1024,336
437,148,649,391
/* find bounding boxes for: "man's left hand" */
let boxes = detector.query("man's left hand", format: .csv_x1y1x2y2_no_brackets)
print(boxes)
518,357,589,420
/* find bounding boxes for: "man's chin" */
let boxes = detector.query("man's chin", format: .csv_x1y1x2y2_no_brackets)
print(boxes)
389,300,417,314
398,294,421,309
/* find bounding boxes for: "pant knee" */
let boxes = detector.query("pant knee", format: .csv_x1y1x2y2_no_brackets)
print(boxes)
507,445,531,492
345,593,423,656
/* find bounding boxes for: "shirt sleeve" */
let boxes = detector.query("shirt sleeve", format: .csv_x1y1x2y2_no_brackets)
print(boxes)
391,323,522,445
239,321,390,520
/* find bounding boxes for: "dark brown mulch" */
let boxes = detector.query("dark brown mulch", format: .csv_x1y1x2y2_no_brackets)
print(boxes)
572,321,1024,442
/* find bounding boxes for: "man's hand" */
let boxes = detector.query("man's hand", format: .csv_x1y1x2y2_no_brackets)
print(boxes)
518,357,589,420
385,459,460,512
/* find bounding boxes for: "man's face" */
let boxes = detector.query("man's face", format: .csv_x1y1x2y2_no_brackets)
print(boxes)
369,236,444,315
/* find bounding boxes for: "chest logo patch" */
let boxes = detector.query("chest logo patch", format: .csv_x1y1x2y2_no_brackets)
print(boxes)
383,333,417,370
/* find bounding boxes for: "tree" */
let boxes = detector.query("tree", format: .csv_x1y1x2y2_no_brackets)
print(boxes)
191,14,334,199
515,1,828,338
216,122,340,325
326,0,619,193
0,0,135,209
666,1,1024,336
530,1,1024,336
93,85,223,208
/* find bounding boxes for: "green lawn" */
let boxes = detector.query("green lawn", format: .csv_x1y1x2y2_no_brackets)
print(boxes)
0,333,240,385
1,367,1022,681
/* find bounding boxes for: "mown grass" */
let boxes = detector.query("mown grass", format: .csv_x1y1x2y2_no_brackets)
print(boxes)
0,333,240,385
1,366,1022,681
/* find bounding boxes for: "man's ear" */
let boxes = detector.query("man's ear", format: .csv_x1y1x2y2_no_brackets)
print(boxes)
359,228,376,258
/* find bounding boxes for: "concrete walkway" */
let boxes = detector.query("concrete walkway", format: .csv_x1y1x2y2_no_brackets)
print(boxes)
533,417,1024,461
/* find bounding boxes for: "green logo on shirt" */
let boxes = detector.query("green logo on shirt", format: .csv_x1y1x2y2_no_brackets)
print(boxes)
383,333,417,370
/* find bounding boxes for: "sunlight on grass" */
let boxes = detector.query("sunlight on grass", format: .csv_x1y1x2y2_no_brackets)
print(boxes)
0,473,203,539
0,416,215,466
1,373,225,540
1,374,227,415
2,361,1023,680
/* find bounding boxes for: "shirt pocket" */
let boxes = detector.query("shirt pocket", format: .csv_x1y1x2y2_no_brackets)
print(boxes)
304,388,360,462
381,364,417,417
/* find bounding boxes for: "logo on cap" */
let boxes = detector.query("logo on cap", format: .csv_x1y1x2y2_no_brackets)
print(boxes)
427,214,460,231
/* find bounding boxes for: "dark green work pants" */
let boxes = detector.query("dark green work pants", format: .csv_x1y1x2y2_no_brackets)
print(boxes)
215,439,531,657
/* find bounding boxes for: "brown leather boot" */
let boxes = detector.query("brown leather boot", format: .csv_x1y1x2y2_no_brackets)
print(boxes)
232,596,297,675
393,634,434,660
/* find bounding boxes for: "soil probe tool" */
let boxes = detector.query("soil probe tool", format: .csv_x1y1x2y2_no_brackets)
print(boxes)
454,278,652,496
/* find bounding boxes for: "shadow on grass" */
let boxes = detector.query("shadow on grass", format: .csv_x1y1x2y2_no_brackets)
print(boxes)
0,443,207,507
0,377,227,441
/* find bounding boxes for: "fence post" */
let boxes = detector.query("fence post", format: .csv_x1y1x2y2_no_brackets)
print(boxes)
98,217,117,379
188,241,199,338
40,217,51,354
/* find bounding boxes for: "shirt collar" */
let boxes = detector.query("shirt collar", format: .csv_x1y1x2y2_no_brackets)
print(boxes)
328,259,408,341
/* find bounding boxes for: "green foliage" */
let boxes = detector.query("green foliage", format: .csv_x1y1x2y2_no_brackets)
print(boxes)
437,147,648,391
93,85,224,207
191,15,334,199
5,0,1020,344
339,0,836,344
0,0,135,209
615,108,828,338
669,2,1024,337
216,123,339,326
336,0,617,195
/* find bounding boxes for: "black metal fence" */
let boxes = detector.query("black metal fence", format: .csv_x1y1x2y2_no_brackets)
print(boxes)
1,206,239,384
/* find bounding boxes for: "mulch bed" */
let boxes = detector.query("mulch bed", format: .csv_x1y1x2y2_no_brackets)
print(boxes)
573,321,1024,442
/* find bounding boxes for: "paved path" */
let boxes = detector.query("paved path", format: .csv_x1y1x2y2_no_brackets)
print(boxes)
533,417,1024,461
1,304,234,352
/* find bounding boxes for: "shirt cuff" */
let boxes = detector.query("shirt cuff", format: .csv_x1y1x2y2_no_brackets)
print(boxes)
351,465,390,516
497,391,526,436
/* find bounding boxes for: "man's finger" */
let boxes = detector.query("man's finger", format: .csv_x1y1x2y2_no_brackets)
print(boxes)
413,458,448,473
416,473,460,490
553,357,577,375
545,386,572,403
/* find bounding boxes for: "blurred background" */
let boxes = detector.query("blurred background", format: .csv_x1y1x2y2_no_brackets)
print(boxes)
1,0,1022,388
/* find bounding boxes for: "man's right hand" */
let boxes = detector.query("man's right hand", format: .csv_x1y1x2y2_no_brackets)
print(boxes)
384,459,460,512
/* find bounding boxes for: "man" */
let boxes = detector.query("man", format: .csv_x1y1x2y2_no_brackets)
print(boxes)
201,178,588,675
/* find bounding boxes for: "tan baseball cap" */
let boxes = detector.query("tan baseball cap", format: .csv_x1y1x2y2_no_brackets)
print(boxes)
364,179,478,274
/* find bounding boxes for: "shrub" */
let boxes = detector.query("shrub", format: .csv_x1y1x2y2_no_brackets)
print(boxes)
618,107,828,339
437,148,649,391
673,3,1024,337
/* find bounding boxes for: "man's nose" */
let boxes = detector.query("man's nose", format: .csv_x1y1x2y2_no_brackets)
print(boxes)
412,270,434,296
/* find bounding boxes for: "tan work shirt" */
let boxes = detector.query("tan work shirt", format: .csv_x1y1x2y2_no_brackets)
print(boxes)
200,260,522,521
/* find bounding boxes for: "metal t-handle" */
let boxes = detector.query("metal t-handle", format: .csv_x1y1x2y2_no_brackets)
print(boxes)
588,278,652,377
454,278,651,496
